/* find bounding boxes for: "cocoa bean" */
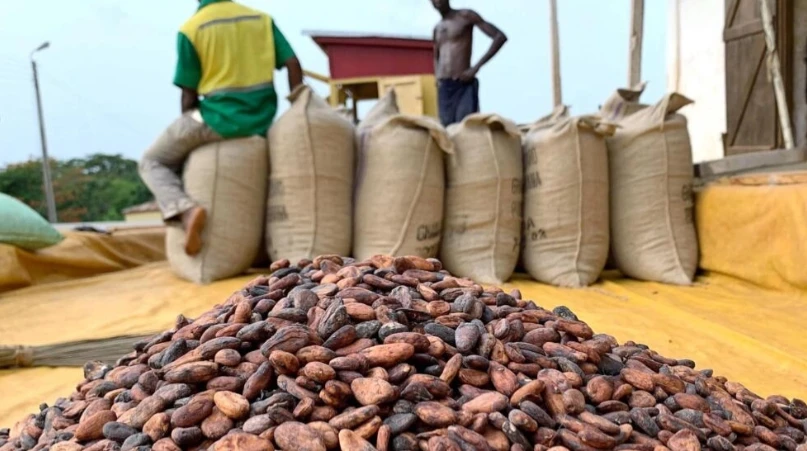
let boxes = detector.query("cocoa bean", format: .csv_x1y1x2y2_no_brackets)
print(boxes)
275,421,327,451
213,391,249,420
338,429,376,451
76,410,117,442
329,405,380,430
171,393,213,428
212,432,273,450
414,402,457,428
351,378,397,406
143,412,170,442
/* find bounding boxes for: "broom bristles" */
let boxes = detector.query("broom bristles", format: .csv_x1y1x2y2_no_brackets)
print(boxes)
0,335,152,369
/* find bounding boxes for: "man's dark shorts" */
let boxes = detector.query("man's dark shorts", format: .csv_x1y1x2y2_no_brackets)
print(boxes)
438,78,480,127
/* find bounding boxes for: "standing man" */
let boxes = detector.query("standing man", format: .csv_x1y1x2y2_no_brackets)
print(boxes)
432,0,507,126
139,0,303,256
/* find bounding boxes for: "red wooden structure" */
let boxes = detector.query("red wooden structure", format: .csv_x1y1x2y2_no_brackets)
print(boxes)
305,31,435,80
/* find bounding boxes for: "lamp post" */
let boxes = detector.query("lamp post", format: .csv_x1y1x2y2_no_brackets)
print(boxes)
31,41,57,223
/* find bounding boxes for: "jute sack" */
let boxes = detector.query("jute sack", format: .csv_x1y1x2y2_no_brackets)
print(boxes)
516,106,570,272
358,89,399,134
522,116,616,287
354,114,453,260
354,89,400,203
599,81,649,122
607,93,698,285
266,85,355,263
442,114,523,284
518,105,570,141
167,136,267,284
599,83,648,271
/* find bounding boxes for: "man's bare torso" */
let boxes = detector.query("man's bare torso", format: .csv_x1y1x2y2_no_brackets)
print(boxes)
434,10,475,80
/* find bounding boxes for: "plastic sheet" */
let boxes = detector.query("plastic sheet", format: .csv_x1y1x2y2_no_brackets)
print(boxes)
0,228,166,294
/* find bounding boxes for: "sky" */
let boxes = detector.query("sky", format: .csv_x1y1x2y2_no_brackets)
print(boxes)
0,0,666,166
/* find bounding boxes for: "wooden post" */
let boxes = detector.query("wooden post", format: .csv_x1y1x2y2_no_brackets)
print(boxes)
759,0,794,148
549,0,562,107
628,0,645,87
667,0,681,92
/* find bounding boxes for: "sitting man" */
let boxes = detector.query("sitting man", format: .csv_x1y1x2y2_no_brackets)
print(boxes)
139,0,302,255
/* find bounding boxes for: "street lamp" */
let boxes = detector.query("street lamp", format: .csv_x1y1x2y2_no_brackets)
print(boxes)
30,41,57,223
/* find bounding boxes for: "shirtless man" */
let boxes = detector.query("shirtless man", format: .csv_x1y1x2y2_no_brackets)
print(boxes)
432,0,507,126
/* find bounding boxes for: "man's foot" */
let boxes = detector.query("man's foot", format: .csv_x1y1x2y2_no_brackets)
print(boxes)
181,206,207,256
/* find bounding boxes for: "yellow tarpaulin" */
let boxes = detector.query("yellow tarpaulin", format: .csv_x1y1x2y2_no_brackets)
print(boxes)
1,263,805,427
0,228,166,294
697,171,807,293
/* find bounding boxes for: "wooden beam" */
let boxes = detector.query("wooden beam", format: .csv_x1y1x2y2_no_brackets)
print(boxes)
695,147,807,178
724,0,741,31
759,0,794,148
549,0,562,107
727,38,767,148
628,0,645,87
723,21,764,42
303,69,330,84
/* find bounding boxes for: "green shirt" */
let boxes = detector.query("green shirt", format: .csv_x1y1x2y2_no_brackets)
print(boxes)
173,0,296,138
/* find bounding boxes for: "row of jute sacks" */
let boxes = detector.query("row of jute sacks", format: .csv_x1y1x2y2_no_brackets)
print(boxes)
167,82,697,287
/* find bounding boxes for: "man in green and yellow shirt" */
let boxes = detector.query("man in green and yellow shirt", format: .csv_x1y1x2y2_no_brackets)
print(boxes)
139,0,302,255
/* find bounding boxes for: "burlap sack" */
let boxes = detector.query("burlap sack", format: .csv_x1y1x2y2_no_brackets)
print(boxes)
522,116,616,287
441,114,522,284
518,105,570,138
600,81,649,122
515,106,570,273
599,83,648,271
607,93,698,285
358,89,399,133
167,136,267,284
353,89,401,204
354,114,453,260
266,85,355,263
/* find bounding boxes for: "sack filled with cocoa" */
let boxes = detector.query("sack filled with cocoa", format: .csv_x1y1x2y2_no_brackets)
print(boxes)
515,105,570,273
442,113,523,284
607,93,698,285
522,116,616,287
266,85,355,263
599,81,649,123
599,82,649,271
167,136,267,284
354,115,453,260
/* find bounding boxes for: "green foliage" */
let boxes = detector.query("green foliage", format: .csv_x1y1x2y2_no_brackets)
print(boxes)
0,154,152,222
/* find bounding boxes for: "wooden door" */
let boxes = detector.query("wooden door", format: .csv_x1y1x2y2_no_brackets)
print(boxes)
723,0,792,155
378,76,424,116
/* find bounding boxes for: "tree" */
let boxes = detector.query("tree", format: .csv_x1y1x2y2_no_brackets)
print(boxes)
0,154,152,222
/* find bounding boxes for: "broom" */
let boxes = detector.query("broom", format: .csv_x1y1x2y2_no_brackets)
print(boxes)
0,335,153,369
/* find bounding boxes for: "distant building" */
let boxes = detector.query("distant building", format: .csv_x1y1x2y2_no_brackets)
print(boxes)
122,200,161,223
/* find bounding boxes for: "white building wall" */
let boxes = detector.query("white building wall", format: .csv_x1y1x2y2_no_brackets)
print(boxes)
667,0,726,163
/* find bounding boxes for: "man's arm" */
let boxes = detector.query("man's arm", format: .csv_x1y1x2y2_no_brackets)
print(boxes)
285,57,303,92
272,21,303,92
433,27,440,75
174,32,202,113
460,10,507,81
181,88,200,113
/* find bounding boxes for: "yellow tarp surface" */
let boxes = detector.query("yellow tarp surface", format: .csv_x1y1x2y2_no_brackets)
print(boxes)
0,228,166,294
1,263,805,427
697,172,807,293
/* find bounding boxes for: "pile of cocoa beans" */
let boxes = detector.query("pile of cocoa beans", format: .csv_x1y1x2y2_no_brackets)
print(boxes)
1,255,805,451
